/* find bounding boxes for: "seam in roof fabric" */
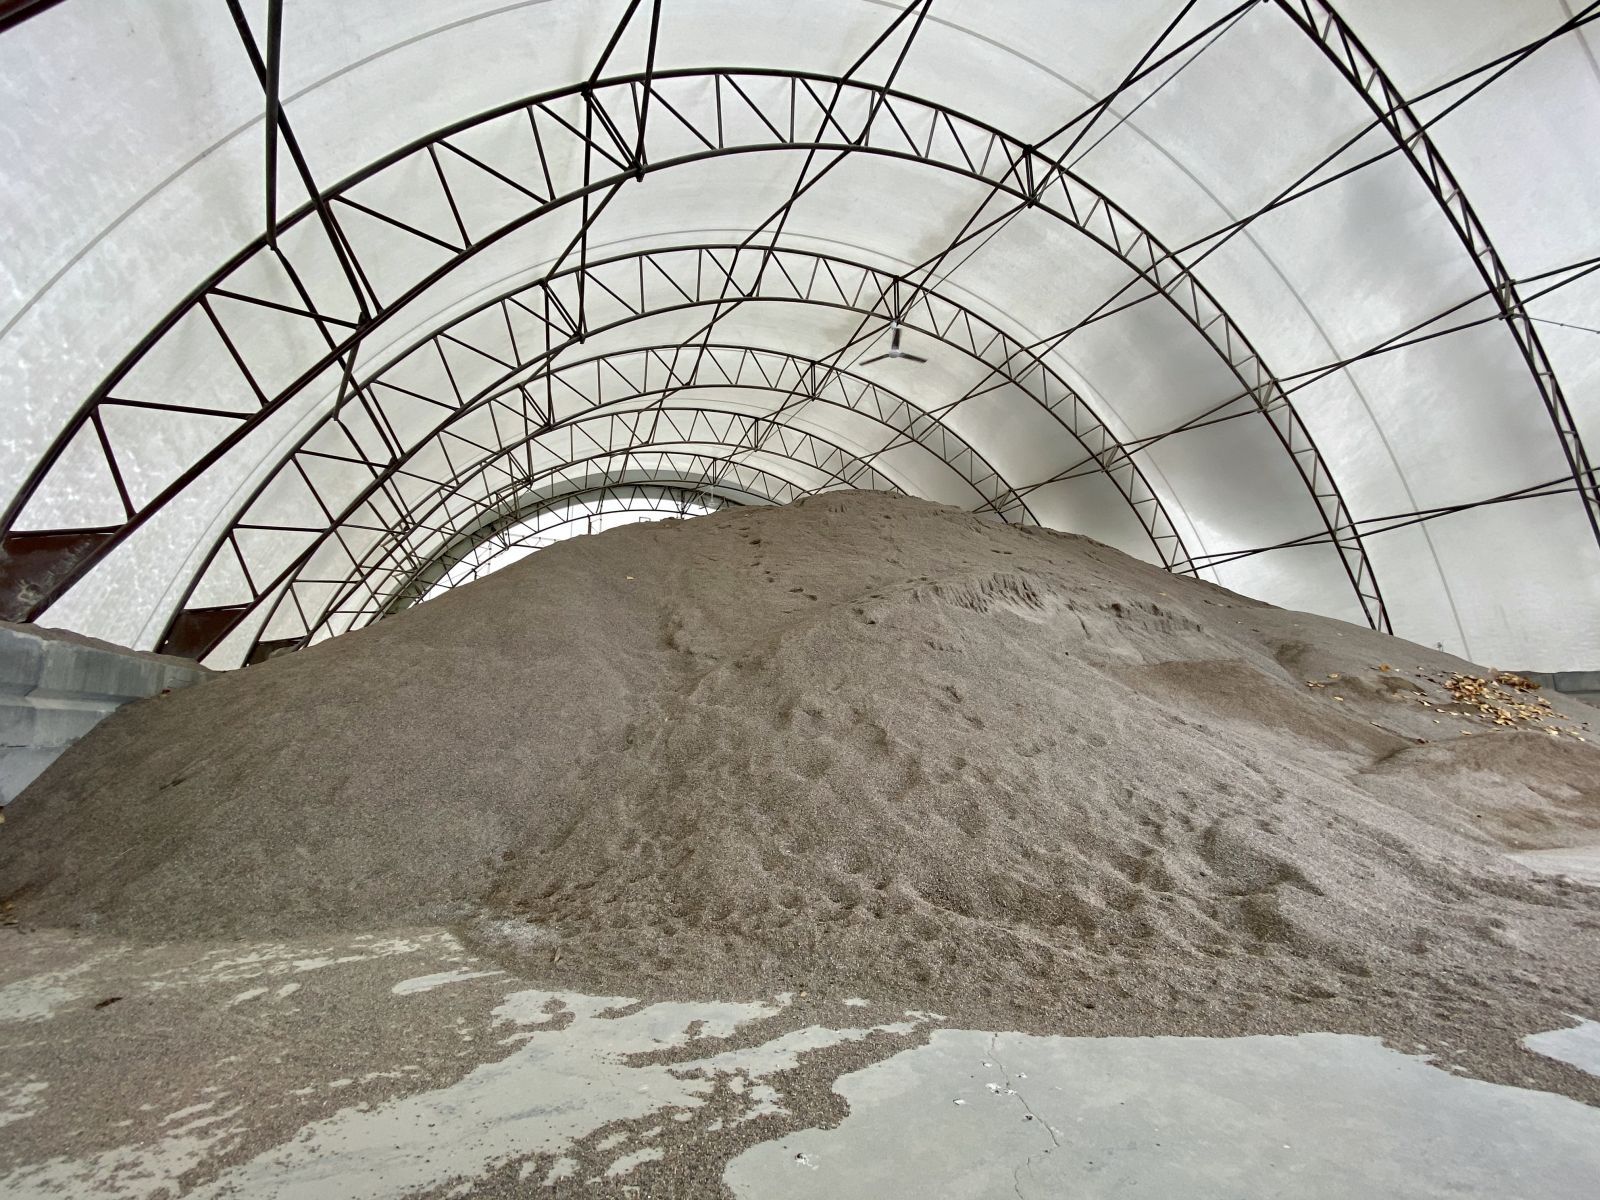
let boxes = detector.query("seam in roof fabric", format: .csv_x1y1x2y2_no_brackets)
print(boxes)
1,0,1597,671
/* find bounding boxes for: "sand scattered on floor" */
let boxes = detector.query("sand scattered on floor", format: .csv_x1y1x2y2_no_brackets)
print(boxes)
3,491,1598,1100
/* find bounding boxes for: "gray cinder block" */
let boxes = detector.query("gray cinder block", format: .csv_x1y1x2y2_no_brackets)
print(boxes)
0,622,209,805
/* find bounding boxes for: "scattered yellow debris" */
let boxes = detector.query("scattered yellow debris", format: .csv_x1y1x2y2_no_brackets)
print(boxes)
1301,665,1590,743
1441,672,1556,728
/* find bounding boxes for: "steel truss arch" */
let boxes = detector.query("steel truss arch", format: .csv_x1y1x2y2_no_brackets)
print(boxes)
1281,0,1600,550
262,458,792,660
233,410,908,663
388,483,737,615
236,455,793,664
160,237,1207,663
1,67,1381,643
203,341,1023,662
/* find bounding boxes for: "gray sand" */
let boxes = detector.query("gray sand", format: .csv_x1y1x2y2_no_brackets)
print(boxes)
2,491,1598,1103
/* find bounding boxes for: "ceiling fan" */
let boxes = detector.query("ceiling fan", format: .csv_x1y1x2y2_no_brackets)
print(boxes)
860,322,927,365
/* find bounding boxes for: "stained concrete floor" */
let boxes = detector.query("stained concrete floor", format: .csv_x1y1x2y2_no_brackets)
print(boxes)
2,922,1598,1199
726,1029,1600,1199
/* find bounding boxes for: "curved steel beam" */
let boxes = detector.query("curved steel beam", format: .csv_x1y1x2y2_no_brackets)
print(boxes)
1,68,1375,638
160,243,1201,662
388,483,735,612
234,414,905,662
224,245,1100,548
244,460,787,664
214,345,1009,660
1280,0,1600,552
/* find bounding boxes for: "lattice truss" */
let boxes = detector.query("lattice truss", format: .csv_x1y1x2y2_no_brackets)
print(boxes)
1,0,1597,667
404,483,727,606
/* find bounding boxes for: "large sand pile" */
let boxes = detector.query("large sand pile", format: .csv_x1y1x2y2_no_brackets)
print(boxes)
3,492,1599,1088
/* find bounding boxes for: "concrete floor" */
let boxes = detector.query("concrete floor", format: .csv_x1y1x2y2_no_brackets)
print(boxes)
1,925,1598,1198
725,1030,1600,1199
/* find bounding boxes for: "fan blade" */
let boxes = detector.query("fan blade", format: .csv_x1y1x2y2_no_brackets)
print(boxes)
859,353,890,365
902,353,928,363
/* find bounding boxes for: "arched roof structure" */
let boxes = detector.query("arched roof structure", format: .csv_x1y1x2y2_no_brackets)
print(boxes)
2,0,1597,669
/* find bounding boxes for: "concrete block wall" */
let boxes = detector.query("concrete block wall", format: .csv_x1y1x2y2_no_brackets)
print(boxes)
1,622,209,805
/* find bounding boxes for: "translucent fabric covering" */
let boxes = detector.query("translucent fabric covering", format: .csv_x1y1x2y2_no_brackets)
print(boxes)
1,0,1596,669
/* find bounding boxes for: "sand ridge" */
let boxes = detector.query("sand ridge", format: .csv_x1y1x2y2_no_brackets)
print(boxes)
2,492,1598,1101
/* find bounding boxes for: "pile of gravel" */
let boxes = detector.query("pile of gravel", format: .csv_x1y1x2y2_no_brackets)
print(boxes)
4,492,1598,1096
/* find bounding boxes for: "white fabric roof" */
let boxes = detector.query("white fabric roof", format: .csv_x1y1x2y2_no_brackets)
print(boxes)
2,0,1597,669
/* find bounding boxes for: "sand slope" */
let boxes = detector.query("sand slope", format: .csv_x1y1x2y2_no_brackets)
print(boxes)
2,492,1598,1084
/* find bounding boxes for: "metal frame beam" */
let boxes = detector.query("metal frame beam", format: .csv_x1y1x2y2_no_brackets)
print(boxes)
180,343,1018,660
236,416,903,660
0,68,1364,637
387,482,733,612
1279,0,1600,553
152,235,1210,660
